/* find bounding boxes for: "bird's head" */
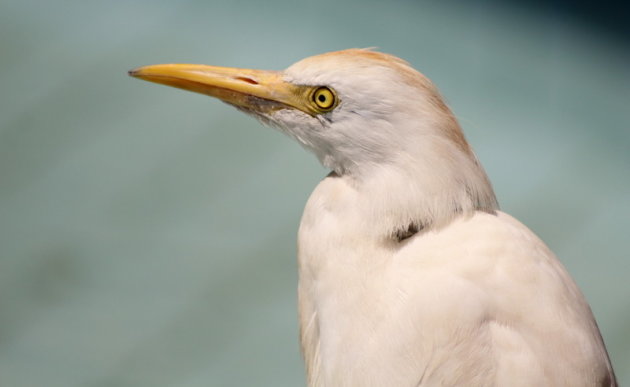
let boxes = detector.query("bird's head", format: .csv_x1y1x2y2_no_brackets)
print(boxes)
130,49,498,230
131,49,463,174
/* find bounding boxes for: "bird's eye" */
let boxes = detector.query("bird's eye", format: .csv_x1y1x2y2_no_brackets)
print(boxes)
311,87,337,111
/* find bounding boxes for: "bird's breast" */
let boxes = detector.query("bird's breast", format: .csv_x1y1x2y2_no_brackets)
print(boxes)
296,176,494,385
296,180,614,385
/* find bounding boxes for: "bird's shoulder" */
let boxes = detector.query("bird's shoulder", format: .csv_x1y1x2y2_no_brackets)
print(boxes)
394,211,613,385
396,210,583,310
399,210,557,272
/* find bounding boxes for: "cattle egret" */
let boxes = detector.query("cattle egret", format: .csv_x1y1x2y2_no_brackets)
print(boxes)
129,49,616,386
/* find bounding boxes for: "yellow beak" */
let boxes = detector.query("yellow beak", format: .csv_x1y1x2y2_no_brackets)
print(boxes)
129,64,312,115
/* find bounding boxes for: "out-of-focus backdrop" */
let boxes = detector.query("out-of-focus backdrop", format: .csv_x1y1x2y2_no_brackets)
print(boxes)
1,0,628,385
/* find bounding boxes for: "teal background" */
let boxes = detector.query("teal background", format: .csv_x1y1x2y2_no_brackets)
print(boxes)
1,1,628,385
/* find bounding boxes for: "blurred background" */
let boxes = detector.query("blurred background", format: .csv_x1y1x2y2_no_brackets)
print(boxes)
1,0,628,385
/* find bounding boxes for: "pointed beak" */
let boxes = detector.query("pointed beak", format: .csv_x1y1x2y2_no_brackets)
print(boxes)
128,63,310,115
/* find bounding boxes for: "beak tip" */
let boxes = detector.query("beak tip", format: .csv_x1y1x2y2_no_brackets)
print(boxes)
128,68,140,78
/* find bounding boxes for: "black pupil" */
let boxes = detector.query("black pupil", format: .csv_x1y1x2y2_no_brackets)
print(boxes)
318,94,327,103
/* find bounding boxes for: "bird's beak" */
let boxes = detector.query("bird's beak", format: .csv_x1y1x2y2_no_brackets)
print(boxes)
129,64,309,115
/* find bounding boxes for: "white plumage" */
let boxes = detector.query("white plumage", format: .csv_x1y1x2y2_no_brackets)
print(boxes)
130,49,616,386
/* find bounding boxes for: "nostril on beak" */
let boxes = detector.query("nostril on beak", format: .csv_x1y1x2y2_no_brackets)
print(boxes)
235,76,258,85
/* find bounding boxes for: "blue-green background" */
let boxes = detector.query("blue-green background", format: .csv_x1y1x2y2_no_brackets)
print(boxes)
1,1,628,385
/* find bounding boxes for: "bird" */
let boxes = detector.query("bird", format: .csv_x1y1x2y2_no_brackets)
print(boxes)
129,49,616,386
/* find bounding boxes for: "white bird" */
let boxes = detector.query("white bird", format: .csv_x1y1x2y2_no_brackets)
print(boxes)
130,49,616,386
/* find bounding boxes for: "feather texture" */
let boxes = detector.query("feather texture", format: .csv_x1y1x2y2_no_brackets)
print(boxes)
282,50,616,386
298,177,614,385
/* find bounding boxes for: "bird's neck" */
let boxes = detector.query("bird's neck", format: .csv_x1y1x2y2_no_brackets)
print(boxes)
297,149,499,376
333,139,498,240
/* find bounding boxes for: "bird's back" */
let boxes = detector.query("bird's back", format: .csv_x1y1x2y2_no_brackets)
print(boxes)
297,176,615,386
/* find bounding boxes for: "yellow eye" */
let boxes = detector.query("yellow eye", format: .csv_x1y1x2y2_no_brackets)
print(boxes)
312,87,336,111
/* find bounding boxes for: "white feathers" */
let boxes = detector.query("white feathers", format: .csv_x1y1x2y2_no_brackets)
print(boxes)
298,183,614,385
269,49,498,235
253,49,615,386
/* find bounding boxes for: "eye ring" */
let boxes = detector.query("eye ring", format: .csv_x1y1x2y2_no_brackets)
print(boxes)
312,86,337,111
